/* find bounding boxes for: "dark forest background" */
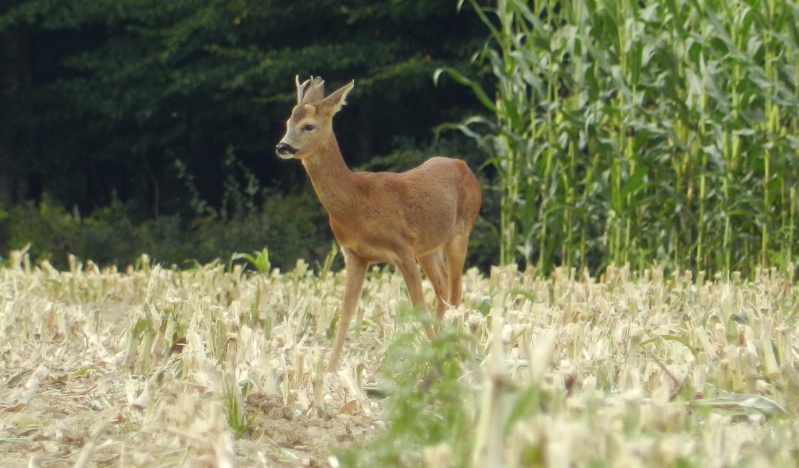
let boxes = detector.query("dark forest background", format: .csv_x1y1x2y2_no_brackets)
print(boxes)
0,0,496,271
6,0,797,277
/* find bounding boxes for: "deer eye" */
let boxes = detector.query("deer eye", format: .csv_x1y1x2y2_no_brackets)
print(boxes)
302,124,315,131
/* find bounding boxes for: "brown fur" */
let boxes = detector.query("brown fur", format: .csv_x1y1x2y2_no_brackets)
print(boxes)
276,77,481,372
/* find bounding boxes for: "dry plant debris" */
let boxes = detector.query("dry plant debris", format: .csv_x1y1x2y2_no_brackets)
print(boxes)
0,252,797,467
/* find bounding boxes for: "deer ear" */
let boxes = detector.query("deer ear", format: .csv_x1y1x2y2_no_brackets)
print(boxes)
318,80,354,115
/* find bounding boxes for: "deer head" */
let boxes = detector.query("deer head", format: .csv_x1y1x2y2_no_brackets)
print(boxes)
275,77,354,160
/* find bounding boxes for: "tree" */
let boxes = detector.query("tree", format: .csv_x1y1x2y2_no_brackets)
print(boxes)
0,0,483,218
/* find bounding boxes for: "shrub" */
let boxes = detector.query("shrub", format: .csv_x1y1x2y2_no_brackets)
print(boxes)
0,191,330,272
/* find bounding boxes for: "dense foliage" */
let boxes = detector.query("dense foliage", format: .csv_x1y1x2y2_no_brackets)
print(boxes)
445,0,799,275
3,0,799,276
0,0,487,268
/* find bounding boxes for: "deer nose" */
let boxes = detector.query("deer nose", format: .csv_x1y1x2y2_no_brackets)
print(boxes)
275,142,298,158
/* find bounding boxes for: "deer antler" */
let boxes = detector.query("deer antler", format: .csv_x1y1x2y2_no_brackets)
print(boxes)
295,76,309,103
295,76,326,104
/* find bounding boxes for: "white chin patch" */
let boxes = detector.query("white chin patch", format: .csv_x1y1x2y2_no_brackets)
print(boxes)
277,153,295,160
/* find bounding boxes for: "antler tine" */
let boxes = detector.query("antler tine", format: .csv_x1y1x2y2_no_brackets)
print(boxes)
310,76,325,101
295,75,312,104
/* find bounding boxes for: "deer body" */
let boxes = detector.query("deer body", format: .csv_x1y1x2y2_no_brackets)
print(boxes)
276,77,481,372
314,157,474,262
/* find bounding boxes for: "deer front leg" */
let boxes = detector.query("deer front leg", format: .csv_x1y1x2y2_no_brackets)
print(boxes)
326,250,367,373
395,252,437,340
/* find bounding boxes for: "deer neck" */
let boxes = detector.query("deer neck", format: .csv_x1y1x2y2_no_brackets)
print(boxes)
302,136,357,215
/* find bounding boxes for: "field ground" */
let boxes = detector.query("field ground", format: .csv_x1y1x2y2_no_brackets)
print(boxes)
0,252,798,466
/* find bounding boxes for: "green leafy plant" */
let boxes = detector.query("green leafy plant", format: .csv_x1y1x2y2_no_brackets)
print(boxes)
231,248,271,274
335,307,479,466
222,380,257,439
439,0,799,276
0,189,328,272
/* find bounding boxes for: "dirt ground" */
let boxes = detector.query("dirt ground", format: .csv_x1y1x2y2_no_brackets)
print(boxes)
244,393,377,466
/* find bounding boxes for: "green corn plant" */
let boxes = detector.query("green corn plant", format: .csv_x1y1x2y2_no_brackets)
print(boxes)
231,248,271,274
441,0,799,277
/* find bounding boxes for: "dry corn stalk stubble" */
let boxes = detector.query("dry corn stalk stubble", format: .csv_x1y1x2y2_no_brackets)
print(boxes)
0,250,795,466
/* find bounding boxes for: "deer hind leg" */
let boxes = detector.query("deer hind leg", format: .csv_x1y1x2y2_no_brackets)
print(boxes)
326,250,367,373
394,251,436,340
417,251,449,321
444,234,469,308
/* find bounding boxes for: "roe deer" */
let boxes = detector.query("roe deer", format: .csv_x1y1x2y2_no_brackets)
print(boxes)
276,76,481,372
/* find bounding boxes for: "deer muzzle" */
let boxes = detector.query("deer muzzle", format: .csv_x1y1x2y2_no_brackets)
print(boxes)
275,142,298,159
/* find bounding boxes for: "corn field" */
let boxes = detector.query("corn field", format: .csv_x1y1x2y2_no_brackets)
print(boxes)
440,0,799,275
0,249,797,466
